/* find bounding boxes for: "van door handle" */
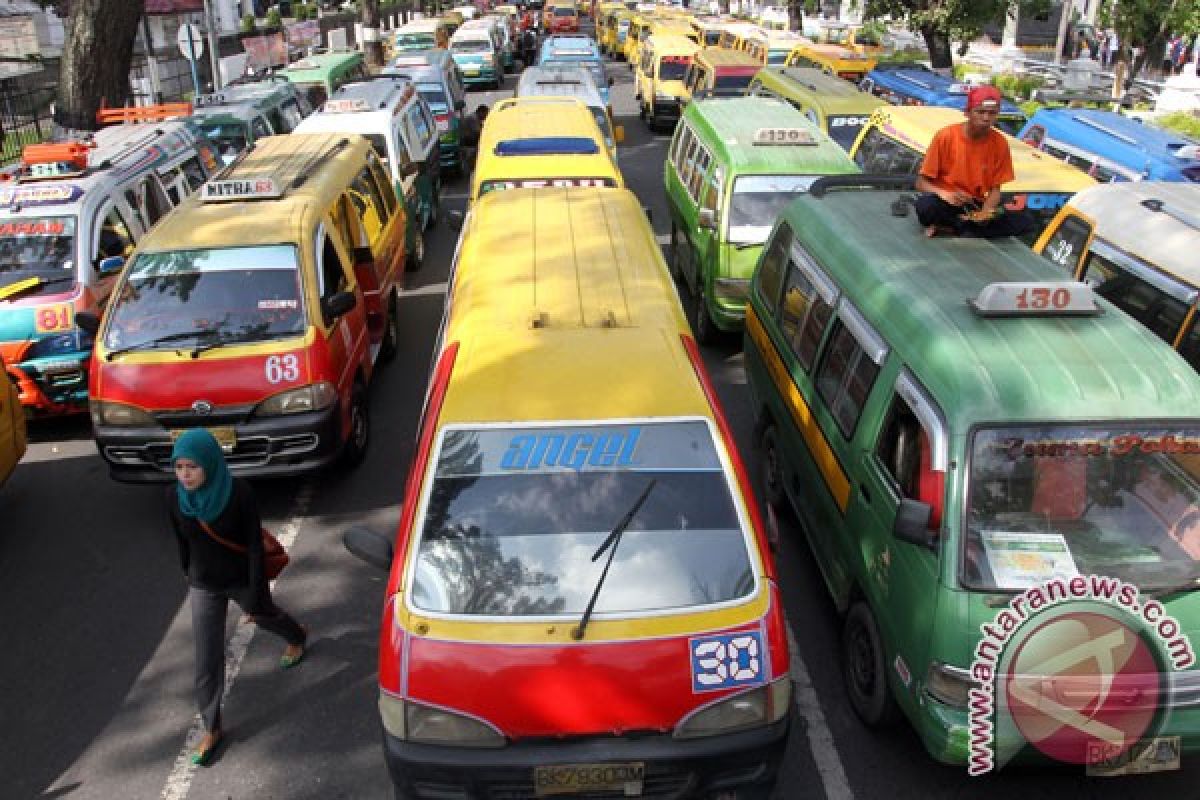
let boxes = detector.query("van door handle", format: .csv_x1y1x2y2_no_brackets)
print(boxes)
859,484,871,504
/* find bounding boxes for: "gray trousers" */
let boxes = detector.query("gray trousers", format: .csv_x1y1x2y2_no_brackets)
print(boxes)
189,585,305,732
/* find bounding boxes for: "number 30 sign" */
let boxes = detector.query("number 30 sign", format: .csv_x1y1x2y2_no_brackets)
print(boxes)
689,631,766,692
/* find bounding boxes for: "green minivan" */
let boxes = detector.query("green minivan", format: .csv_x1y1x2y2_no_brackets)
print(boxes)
744,177,1200,769
663,96,858,342
278,51,369,109
746,66,884,153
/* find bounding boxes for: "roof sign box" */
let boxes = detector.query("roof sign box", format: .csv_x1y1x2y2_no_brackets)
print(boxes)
323,98,372,113
494,137,600,156
0,184,84,208
393,55,433,67
969,282,1101,317
194,92,231,108
201,177,283,202
752,127,817,146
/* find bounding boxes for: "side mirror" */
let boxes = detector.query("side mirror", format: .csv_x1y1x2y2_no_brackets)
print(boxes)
448,209,466,231
321,290,357,321
76,311,100,336
614,124,625,144
698,208,716,229
97,255,125,276
401,160,421,178
893,497,934,548
343,526,394,571
455,98,466,111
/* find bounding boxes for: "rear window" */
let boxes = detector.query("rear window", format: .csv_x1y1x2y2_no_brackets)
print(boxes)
409,421,756,617
554,6,577,15
452,38,492,53
657,56,690,81
713,72,755,95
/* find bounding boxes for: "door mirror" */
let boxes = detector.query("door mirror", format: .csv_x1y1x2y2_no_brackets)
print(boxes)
321,290,357,321
76,311,100,336
698,208,717,230
343,526,393,571
614,125,625,144
97,255,125,276
893,497,934,548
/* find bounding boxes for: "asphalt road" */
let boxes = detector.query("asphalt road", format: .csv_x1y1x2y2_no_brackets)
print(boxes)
3,31,1199,800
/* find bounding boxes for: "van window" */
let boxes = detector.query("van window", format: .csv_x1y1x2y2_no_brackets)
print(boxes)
392,117,416,174
779,247,835,372
658,55,689,81
670,123,692,168
279,98,306,130
318,228,350,305
1022,125,1045,148
1180,322,1200,372
350,167,390,239
854,127,923,175
1083,252,1191,346
408,105,435,154
96,205,135,261
367,152,397,214
815,314,881,438
689,146,711,199
179,156,208,191
875,393,942,527
679,134,701,195
702,164,721,212
251,115,272,140
364,133,391,166
755,223,791,310
1039,214,1092,272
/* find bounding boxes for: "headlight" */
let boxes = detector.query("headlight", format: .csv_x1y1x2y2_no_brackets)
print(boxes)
254,382,337,417
90,399,156,428
673,676,791,739
925,662,975,709
379,693,506,747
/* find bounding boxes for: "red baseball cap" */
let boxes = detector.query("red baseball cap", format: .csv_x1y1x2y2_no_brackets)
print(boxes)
966,85,1003,111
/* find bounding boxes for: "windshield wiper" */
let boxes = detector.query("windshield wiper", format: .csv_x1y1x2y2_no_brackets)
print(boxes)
571,479,657,641
0,274,74,301
188,330,297,358
105,329,220,361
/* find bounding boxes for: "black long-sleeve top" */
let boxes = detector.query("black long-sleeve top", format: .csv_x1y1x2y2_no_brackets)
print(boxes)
168,477,265,607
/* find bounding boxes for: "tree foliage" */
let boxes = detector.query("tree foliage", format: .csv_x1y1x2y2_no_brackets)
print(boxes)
860,0,1050,68
1098,0,1197,80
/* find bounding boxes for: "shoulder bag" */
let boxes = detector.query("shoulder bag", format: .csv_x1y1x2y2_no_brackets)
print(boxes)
197,519,289,581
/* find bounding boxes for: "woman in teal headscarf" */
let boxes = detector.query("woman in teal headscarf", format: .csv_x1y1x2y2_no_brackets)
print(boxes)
169,428,307,766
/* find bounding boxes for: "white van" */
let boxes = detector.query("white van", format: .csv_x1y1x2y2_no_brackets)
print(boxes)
294,77,441,268
516,66,624,159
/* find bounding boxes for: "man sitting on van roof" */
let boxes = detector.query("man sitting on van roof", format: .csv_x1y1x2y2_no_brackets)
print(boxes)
913,85,1034,239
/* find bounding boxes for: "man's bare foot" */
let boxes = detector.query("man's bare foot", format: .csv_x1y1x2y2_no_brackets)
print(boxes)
925,225,939,238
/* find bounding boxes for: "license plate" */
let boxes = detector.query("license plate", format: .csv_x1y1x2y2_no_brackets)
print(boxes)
171,427,236,454
1086,736,1181,776
533,762,644,796
464,67,480,75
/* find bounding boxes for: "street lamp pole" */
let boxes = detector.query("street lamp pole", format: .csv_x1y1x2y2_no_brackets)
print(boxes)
202,0,223,89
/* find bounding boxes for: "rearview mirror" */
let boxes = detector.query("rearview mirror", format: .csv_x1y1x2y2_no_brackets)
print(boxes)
321,290,357,321
893,497,934,548
698,208,716,229
97,255,125,276
343,526,393,571
76,311,100,336
614,124,625,144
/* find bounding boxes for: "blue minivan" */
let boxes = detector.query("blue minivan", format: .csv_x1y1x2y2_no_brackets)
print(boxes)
860,63,1027,135
1019,108,1200,183
537,35,612,109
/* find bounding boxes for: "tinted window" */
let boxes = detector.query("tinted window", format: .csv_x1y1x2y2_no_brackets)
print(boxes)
778,251,834,372
1083,251,1190,346
754,223,790,312
815,319,880,438
411,422,756,616
855,127,923,174
1039,214,1092,273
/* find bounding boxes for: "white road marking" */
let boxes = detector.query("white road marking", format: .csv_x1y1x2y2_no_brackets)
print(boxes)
160,480,316,800
20,439,98,463
402,281,449,298
788,627,855,800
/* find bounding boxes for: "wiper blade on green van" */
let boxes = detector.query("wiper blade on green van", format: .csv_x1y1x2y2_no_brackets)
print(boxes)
105,329,220,361
571,478,657,641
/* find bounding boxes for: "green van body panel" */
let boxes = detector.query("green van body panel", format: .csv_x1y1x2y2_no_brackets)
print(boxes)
743,187,1200,766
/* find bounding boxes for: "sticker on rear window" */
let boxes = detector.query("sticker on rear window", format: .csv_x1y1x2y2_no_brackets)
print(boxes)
690,631,765,692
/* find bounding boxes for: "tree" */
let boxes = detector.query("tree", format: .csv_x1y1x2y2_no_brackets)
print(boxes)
362,0,384,68
861,0,1049,70
1098,0,1198,85
53,0,146,134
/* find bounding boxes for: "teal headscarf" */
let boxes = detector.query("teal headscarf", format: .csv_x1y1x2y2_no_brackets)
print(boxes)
172,428,233,523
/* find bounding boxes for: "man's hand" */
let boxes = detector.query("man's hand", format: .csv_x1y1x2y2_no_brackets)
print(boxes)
940,189,974,206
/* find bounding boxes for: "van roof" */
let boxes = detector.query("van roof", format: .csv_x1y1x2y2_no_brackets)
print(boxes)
760,66,885,112
645,33,699,53
865,106,1097,193
1065,181,1200,288
278,51,363,81
695,48,761,69
191,80,297,115
1024,108,1200,180
134,133,371,253
441,188,705,424
683,97,858,175
317,77,416,113
517,66,603,106
777,187,1200,429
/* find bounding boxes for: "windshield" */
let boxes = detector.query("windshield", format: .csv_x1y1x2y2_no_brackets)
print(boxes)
713,73,754,95
197,123,249,163
418,85,449,111
554,6,576,15
396,33,436,49
0,216,77,283
410,421,756,617
657,57,689,81
103,246,305,352
728,175,818,244
452,38,492,53
965,426,1200,592
826,115,869,152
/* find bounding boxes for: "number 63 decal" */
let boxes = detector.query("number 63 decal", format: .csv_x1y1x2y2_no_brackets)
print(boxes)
265,354,300,384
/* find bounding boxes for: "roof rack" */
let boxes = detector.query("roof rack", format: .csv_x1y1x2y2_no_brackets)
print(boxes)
809,174,915,197
96,102,193,125
1141,197,1200,234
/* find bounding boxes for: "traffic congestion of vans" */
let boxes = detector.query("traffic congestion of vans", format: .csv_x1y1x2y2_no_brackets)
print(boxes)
8,3,1200,796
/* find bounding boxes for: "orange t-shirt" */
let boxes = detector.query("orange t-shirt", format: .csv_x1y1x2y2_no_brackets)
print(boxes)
918,123,1015,203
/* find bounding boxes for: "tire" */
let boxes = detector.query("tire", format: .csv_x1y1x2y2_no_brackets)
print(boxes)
842,602,902,728
759,422,790,516
406,230,425,273
378,294,399,364
425,190,439,231
341,381,370,468
690,284,717,345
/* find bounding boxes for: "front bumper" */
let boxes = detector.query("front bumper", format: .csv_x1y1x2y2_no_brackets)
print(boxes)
709,278,752,332
8,353,90,416
383,715,790,799
95,403,343,483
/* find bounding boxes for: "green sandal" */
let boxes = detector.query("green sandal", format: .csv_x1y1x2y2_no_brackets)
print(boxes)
280,626,309,669
190,730,222,766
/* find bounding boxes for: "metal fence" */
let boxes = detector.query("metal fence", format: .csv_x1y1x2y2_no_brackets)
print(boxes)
0,79,57,165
